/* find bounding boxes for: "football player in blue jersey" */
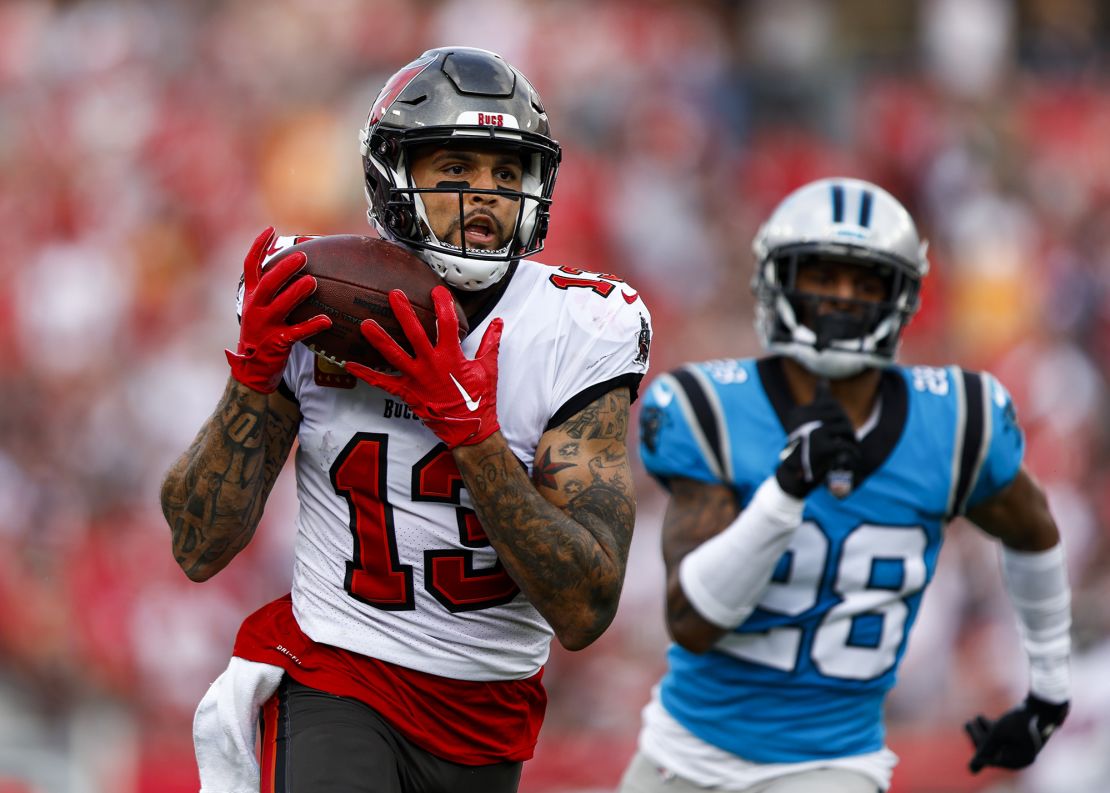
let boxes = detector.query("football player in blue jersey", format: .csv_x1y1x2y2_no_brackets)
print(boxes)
618,177,1072,793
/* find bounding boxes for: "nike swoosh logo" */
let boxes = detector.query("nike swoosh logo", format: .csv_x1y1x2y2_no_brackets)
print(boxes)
621,289,640,304
450,373,482,411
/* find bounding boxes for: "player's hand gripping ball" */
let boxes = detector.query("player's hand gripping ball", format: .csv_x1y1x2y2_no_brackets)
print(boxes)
279,235,469,369
226,227,333,394
346,287,504,449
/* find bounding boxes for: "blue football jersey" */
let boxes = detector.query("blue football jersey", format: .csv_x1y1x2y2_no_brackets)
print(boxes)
638,357,1024,764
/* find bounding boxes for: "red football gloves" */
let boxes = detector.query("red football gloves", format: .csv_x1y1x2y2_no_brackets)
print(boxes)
345,286,503,449
226,227,332,394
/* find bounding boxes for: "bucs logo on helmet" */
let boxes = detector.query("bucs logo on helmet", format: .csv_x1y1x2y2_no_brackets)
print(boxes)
367,54,436,127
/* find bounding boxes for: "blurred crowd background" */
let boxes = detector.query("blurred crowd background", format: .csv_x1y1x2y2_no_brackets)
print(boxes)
3,0,1110,791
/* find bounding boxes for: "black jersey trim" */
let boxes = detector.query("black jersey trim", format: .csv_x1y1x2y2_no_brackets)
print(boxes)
857,369,908,483
757,356,796,429
462,260,520,333
951,370,988,517
544,373,643,432
757,356,908,489
670,366,729,481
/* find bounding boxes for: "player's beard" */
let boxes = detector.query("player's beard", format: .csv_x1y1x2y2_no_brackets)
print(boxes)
442,209,510,252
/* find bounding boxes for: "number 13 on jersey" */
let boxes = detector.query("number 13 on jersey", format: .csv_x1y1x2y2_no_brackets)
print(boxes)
331,433,520,613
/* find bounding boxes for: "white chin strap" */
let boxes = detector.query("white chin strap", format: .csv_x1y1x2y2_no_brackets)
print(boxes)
368,215,509,292
409,192,512,291
769,342,874,379
420,244,511,291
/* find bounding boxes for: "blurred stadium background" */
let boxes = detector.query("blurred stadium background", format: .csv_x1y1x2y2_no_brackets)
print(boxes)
2,0,1110,791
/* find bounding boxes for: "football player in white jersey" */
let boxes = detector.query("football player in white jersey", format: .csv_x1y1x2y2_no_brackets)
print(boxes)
617,178,1070,793
160,47,652,793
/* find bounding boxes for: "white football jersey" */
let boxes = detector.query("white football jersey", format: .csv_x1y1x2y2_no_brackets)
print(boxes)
257,237,652,682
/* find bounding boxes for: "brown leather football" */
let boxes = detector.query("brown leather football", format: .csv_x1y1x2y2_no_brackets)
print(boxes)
280,235,468,370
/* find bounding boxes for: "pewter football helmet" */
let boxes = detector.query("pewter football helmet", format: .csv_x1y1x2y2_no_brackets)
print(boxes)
359,47,561,291
751,177,929,379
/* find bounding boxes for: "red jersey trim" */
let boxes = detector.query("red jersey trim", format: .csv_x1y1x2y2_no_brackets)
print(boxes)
233,594,547,765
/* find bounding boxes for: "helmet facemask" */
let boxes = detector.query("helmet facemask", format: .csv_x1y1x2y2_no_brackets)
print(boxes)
363,132,558,290
754,244,922,379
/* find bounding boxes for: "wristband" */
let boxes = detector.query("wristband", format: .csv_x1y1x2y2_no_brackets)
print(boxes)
1001,543,1072,704
678,477,805,629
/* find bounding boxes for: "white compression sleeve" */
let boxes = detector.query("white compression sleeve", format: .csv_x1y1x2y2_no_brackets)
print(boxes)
678,477,805,629
1001,543,1072,703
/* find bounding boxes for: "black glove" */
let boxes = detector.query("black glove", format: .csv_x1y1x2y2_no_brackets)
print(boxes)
965,694,1069,773
775,379,861,499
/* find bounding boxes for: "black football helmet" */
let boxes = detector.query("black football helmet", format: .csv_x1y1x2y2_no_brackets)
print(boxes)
359,47,562,290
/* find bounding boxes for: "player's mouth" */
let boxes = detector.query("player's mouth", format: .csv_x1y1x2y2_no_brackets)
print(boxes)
462,214,501,248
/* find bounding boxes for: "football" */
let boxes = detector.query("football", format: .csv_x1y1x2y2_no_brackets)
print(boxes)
279,235,468,369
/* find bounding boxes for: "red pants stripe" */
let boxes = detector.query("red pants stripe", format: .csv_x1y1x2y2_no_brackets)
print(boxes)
259,688,282,792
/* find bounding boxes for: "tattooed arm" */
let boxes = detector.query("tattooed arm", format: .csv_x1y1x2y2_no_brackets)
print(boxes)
659,478,740,651
160,376,301,581
451,387,636,651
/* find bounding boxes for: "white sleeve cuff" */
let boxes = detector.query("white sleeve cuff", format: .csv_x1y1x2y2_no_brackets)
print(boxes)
678,477,804,630
1002,543,1072,704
